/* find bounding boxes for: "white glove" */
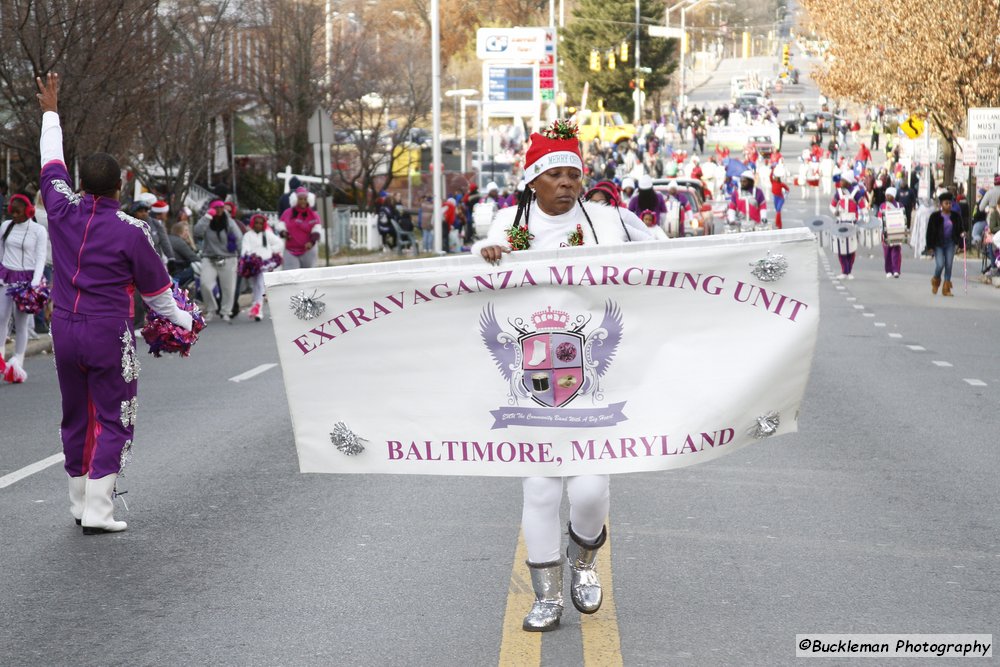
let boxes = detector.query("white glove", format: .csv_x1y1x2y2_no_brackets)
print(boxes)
31,279,41,288
726,209,736,223
760,212,767,223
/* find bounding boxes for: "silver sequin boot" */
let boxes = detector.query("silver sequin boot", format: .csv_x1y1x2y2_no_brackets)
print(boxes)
567,523,607,614
522,559,564,632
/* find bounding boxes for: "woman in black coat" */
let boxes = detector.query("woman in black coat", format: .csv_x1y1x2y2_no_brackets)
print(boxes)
925,191,967,296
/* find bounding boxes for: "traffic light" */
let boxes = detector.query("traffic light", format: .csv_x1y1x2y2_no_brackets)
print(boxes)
637,78,645,90
782,44,790,67
607,51,616,70
620,41,629,63
589,49,601,71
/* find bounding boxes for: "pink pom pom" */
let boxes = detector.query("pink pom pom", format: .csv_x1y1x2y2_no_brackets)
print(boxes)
140,286,206,357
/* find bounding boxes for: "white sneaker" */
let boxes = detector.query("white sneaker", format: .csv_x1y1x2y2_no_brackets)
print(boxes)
847,274,855,280
893,273,900,278
886,273,893,278
837,273,847,279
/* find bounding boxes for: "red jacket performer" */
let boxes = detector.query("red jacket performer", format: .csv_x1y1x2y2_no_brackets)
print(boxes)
36,73,193,535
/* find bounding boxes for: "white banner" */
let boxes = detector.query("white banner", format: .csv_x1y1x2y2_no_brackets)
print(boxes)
265,230,819,477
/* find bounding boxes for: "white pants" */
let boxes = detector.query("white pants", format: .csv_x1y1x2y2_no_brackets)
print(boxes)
250,273,265,308
200,257,237,316
0,293,31,362
521,475,609,564
284,246,318,269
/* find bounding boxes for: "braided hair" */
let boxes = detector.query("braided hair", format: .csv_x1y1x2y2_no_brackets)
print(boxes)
513,186,602,245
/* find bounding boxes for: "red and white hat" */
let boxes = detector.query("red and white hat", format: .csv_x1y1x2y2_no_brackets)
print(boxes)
151,200,169,214
523,120,583,184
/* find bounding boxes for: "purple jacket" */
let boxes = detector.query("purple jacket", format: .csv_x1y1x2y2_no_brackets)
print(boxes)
40,159,171,318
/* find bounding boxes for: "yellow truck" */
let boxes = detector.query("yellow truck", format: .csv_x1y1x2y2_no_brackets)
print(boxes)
572,110,636,148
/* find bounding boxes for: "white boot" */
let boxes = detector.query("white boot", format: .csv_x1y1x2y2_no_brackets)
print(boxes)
69,476,86,525
81,475,127,534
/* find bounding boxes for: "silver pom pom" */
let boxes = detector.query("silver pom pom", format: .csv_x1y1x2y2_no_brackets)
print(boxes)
290,290,326,320
748,411,780,439
749,251,789,282
330,422,366,456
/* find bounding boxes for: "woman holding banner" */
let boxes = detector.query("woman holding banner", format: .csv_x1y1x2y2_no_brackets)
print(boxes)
473,121,651,633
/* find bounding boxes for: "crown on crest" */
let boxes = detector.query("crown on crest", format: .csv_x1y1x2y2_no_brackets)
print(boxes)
532,306,570,330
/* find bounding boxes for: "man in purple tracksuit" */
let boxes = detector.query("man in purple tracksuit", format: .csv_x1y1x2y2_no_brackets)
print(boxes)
36,73,193,534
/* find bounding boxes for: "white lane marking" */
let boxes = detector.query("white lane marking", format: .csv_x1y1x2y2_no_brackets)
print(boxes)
846,297,857,301
874,322,886,327
835,286,846,290
964,379,987,387
228,363,278,383
862,313,875,318
889,333,903,338
0,453,62,489
933,361,953,367
853,305,865,310
907,345,926,351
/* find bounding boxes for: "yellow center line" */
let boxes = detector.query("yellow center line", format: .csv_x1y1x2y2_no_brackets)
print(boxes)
499,529,542,666
498,524,623,666
581,521,623,667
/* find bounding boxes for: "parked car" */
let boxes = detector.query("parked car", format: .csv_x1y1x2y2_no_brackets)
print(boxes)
571,110,637,149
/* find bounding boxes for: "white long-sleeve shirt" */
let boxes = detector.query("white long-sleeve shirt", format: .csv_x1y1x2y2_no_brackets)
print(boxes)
0,220,48,285
471,200,653,258
241,228,285,260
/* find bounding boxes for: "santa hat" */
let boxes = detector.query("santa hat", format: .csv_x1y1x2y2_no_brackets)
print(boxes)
151,200,169,214
523,120,583,184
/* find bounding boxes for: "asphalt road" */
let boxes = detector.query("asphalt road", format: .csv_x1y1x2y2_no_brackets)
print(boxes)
3,59,999,667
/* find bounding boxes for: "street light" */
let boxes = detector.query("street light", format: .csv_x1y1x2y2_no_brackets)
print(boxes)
444,88,479,173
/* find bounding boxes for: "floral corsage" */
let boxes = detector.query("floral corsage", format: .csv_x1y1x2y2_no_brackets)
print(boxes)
506,224,534,251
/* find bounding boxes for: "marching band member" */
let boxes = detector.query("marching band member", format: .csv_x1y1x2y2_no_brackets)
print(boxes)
36,73,193,534
830,170,867,279
727,170,768,228
0,193,48,383
662,180,692,238
878,187,903,278
473,120,651,633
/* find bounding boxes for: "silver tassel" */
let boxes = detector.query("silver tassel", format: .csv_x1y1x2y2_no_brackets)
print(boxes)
748,411,781,439
330,422,366,456
290,290,326,320
749,251,789,282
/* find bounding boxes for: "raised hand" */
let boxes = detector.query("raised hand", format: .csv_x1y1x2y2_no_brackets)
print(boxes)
35,72,59,114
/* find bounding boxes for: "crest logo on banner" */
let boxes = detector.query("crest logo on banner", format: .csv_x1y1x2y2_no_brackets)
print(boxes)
479,301,628,429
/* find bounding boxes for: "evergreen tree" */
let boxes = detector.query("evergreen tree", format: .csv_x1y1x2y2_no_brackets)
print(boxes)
561,0,677,113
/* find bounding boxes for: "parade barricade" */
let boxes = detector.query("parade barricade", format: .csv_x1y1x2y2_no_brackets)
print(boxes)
265,229,819,477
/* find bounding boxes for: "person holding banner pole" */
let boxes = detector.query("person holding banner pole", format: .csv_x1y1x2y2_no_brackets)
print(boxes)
473,120,650,633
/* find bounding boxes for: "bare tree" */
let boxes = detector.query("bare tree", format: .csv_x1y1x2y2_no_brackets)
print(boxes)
127,0,248,213
246,0,329,174
330,22,432,211
0,0,160,190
